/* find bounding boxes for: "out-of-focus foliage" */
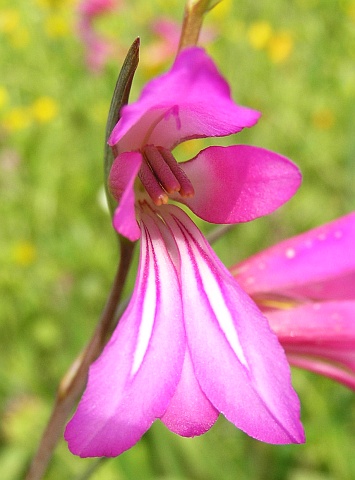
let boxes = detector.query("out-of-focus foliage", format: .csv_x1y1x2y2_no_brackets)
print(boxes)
1,0,354,478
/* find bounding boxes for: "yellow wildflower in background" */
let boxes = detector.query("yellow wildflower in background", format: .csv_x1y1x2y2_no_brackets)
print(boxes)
267,31,293,63
345,1,355,22
0,9,30,48
312,108,335,130
247,21,293,64
210,0,233,19
3,107,31,132
247,21,273,50
0,87,9,110
9,27,30,48
11,241,37,266
0,9,20,33
31,97,58,123
44,13,70,37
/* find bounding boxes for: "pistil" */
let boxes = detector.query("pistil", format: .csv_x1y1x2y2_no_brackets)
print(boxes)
138,145,195,206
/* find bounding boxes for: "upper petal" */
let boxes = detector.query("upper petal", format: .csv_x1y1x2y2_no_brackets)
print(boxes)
162,206,305,445
109,151,142,241
65,214,185,457
175,145,301,224
108,47,260,153
232,212,355,300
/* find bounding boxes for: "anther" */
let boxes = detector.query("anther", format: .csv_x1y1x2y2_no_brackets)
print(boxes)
138,145,195,206
138,160,169,206
157,147,195,197
143,145,181,194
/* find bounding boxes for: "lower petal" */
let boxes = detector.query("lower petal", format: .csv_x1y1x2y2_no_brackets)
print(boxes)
163,206,305,445
65,215,185,457
160,349,219,437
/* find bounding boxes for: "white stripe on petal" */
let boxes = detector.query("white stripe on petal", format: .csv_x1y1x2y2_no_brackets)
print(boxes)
131,228,157,375
189,241,248,368
162,206,248,368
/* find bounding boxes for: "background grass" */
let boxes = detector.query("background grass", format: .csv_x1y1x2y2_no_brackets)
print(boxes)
1,0,355,478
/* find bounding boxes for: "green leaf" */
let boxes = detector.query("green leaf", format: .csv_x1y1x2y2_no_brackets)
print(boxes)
104,37,140,217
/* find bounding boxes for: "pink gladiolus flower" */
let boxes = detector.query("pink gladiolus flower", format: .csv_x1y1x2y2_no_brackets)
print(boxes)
78,0,118,17
65,47,305,457
232,213,355,390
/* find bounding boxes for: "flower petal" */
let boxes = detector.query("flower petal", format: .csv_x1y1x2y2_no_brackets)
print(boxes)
109,151,142,241
108,47,260,152
163,206,304,445
268,301,355,367
287,355,355,391
267,300,355,389
232,213,355,300
160,349,219,437
175,146,301,224
65,215,185,457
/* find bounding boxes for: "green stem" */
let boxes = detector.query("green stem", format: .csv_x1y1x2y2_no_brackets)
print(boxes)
178,0,210,51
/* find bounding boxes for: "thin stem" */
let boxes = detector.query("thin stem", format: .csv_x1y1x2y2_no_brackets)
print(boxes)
75,458,108,480
25,238,135,480
207,224,235,244
178,0,209,51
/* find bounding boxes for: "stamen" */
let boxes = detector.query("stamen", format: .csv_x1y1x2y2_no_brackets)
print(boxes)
138,161,168,206
157,147,195,197
143,145,181,194
138,145,195,206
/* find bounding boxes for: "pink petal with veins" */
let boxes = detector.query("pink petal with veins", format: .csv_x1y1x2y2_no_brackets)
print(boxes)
65,214,185,457
177,145,301,224
233,213,355,300
267,300,355,390
163,206,304,444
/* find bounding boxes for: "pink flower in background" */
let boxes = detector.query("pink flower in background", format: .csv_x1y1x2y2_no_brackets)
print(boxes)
232,213,355,390
77,0,121,73
65,47,304,457
78,0,118,17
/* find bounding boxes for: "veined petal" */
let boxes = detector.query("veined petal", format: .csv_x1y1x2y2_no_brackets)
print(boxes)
163,206,304,445
176,146,301,224
65,215,185,457
109,151,142,241
232,212,355,300
160,349,219,437
108,47,260,153
267,301,355,374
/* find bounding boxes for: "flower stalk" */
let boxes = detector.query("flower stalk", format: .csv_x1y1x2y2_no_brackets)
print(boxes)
178,0,222,51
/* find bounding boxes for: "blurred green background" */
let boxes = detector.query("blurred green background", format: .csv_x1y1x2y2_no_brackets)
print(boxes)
1,0,355,478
